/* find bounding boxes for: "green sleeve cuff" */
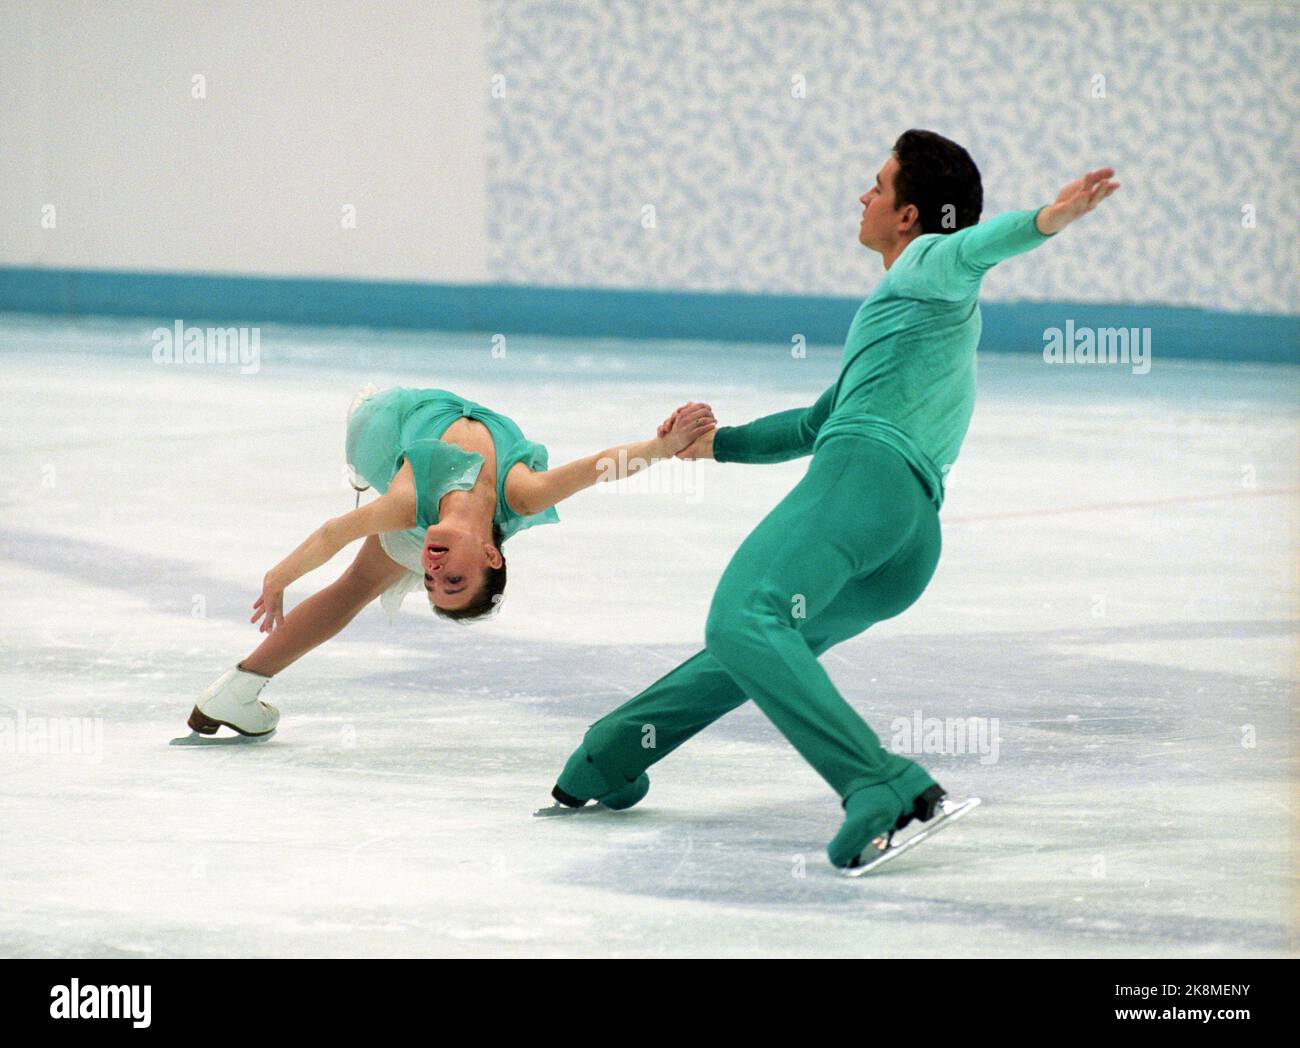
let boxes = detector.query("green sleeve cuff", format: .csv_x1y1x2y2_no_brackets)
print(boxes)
1031,205,1057,238
712,426,740,463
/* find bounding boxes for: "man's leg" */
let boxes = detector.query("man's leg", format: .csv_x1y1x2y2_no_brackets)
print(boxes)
555,574,909,804
697,438,944,865
699,438,930,795
556,436,939,811
554,649,747,802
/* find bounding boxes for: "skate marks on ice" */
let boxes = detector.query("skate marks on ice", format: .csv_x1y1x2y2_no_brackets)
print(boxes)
533,801,619,818
0,526,258,625
520,619,1290,953
536,785,1289,954
1,526,1292,953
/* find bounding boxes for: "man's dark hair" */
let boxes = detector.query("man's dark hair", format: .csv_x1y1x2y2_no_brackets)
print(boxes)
891,129,983,235
435,523,507,623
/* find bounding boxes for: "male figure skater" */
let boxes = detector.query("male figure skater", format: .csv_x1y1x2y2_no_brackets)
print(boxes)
549,130,1119,871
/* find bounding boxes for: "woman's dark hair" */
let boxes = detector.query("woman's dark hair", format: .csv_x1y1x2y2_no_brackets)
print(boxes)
435,522,507,623
891,129,983,235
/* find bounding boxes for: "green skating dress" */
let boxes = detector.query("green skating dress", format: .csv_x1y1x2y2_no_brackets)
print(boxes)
345,384,559,615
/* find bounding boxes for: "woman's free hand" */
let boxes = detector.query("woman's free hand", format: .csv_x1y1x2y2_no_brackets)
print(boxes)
656,401,715,456
251,573,286,634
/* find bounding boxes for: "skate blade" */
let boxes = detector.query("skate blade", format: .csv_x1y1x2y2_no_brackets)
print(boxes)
841,797,981,877
532,801,611,818
170,729,277,747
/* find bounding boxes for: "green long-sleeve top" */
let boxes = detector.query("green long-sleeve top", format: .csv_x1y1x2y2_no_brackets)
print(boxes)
713,208,1055,509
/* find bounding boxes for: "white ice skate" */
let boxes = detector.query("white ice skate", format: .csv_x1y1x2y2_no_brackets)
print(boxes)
171,664,279,745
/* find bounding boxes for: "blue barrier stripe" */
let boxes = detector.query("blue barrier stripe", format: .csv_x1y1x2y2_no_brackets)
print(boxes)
0,266,1295,363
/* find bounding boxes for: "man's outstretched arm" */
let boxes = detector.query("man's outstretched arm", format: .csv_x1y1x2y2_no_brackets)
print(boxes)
923,167,1120,291
663,385,836,464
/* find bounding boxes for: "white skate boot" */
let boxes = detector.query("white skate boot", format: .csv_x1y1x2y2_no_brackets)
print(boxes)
171,664,279,745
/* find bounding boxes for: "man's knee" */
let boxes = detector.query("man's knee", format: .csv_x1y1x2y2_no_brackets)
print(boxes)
703,603,738,656
801,615,874,657
705,599,775,665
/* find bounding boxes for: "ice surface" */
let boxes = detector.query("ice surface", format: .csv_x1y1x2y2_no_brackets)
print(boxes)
0,314,1295,957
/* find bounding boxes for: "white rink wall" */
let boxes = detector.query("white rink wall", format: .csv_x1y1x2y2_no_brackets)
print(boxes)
1,0,1297,313
0,0,492,282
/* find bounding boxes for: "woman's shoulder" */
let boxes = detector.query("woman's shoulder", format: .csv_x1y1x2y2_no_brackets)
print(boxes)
500,461,560,528
500,460,540,516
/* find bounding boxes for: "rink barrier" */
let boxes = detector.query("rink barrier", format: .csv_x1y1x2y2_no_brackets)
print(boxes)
0,266,1295,364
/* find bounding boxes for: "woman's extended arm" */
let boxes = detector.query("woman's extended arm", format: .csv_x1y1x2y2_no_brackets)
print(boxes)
251,464,416,632
505,403,715,516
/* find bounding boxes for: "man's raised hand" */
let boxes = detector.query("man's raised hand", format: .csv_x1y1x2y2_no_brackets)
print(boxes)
1036,167,1120,235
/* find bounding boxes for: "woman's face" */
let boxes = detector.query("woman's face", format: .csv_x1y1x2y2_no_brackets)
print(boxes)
422,523,501,611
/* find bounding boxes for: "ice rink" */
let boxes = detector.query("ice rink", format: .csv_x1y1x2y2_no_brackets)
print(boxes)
0,314,1295,957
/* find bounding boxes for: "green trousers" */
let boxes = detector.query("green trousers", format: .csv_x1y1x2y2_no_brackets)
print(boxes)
560,434,942,807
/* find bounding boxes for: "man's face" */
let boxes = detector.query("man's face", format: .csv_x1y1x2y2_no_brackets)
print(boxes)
858,154,904,250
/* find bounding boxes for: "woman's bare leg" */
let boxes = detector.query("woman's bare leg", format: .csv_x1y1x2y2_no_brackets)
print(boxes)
239,535,407,677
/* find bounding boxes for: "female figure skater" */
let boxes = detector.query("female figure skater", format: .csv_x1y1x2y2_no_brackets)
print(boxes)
179,385,716,741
